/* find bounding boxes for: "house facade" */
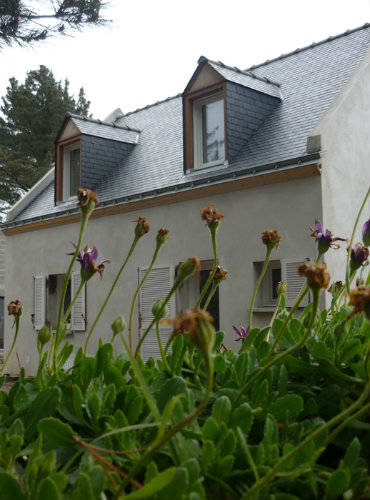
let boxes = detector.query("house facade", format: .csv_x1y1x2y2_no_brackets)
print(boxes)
2,25,370,376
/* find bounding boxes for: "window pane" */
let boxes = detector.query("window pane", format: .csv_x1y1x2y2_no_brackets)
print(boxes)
69,148,80,197
202,99,225,164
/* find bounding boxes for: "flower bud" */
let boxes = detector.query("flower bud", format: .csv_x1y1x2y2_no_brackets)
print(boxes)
77,188,98,217
176,257,201,284
152,299,168,320
135,216,150,238
213,266,228,285
261,229,282,250
349,243,369,275
111,315,126,337
362,218,370,247
156,228,170,247
277,281,287,295
37,323,52,347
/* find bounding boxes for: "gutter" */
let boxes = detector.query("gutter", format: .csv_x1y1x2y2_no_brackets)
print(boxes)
1,153,321,232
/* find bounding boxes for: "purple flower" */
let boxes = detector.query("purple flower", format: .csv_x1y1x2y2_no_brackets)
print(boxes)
311,220,346,255
233,324,249,342
362,218,370,247
72,243,110,281
349,243,369,274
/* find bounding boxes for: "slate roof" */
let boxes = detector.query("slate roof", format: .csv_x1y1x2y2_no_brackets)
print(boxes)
6,24,370,226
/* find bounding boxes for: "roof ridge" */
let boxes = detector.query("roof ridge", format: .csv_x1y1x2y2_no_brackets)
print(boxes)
123,93,182,117
66,112,141,133
198,55,281,87
246,22,370,71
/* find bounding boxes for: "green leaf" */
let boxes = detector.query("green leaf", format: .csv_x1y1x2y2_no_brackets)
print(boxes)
35,477,61,500
70,472,94,500
269,394,304,421
96,343,113,375
122,467,177,500
24,387,61,439
127,395,143,424
182,458,200,487
211,395,231,423
202,417,219,441
231,403,253,435
87,392,101,424
201,440,216,472
312,341,331,361
240,328,260,352
325,468,350,500
340,437,361,470
156,377,186,413
214,354,226,373
38,418,75,446
0,472,26,500
339,339,362,363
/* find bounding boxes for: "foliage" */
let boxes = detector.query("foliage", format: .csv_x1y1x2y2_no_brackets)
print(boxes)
0,189,370,499
0,0,110,47
0,65,90,210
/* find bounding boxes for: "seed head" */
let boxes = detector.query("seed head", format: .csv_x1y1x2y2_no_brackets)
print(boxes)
135,216,150,238
297,262,330,290
261,229,282,249
8,299,23,327
348,286,370,321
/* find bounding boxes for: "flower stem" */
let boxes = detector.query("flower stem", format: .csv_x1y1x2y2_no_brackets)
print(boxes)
1,316,21,376
128,246,161,355
155,321,171,373
196,227,218,308
248,246,273,330
84,236,140,354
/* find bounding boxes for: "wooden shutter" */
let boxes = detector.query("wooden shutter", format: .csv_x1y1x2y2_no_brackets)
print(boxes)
71,272,86,331
281,258,310,307
34,275,45,330
138,265,175,361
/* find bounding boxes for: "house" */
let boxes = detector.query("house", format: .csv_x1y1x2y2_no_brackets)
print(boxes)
0,231,5,353
2,24,370,376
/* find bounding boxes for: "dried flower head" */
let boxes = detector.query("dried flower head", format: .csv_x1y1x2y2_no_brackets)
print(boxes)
362,218,370,247
77,188,98,208
200,204,224,226
348,286,370,321
261,229,282,249
277,281,287,295
8,299,23,327
311,220,346,255
135,216,150,238
328,281,344,293
349,243,369,274
213,266,228,282
297,261,330,290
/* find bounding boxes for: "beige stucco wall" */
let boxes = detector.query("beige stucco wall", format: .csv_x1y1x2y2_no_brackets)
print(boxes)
0,232,5,296
4,175,322,376
313,49,370,284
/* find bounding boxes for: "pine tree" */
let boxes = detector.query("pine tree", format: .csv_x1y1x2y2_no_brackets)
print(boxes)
0,0,110,47
0,65,91,212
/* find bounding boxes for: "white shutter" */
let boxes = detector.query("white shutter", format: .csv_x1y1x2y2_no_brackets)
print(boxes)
281,258,310,307
138,265,175,361
71,272,86,331
34,275,45,330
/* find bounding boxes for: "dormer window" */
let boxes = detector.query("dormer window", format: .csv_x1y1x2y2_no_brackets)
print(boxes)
193,93,225,168
63,142,81,200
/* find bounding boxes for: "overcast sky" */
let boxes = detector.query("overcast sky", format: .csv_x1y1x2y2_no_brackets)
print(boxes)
0,0,369,119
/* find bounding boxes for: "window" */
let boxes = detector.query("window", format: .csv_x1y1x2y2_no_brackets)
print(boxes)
193,94,225,169
254,258,310,309
0,296,4,349
63,142,81,200
34,273,85,331
177,259,220,330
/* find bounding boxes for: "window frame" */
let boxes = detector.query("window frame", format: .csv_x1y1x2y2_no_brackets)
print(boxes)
56,137,81,203
183,82,227,172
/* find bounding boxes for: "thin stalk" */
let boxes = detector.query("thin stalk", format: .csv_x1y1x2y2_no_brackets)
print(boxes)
196,227,218,308
128,246,161,355
1,316,21,376
115,355,214,498
248,246,273,329
265,292,282,342
345,186,370,294
233,286,319,412
84,236,140,354
61,279,85,325
203,280,219,311
119,332,160,422
155,321,171,373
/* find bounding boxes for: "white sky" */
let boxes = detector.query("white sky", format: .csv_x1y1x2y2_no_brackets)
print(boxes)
0,0,369,119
